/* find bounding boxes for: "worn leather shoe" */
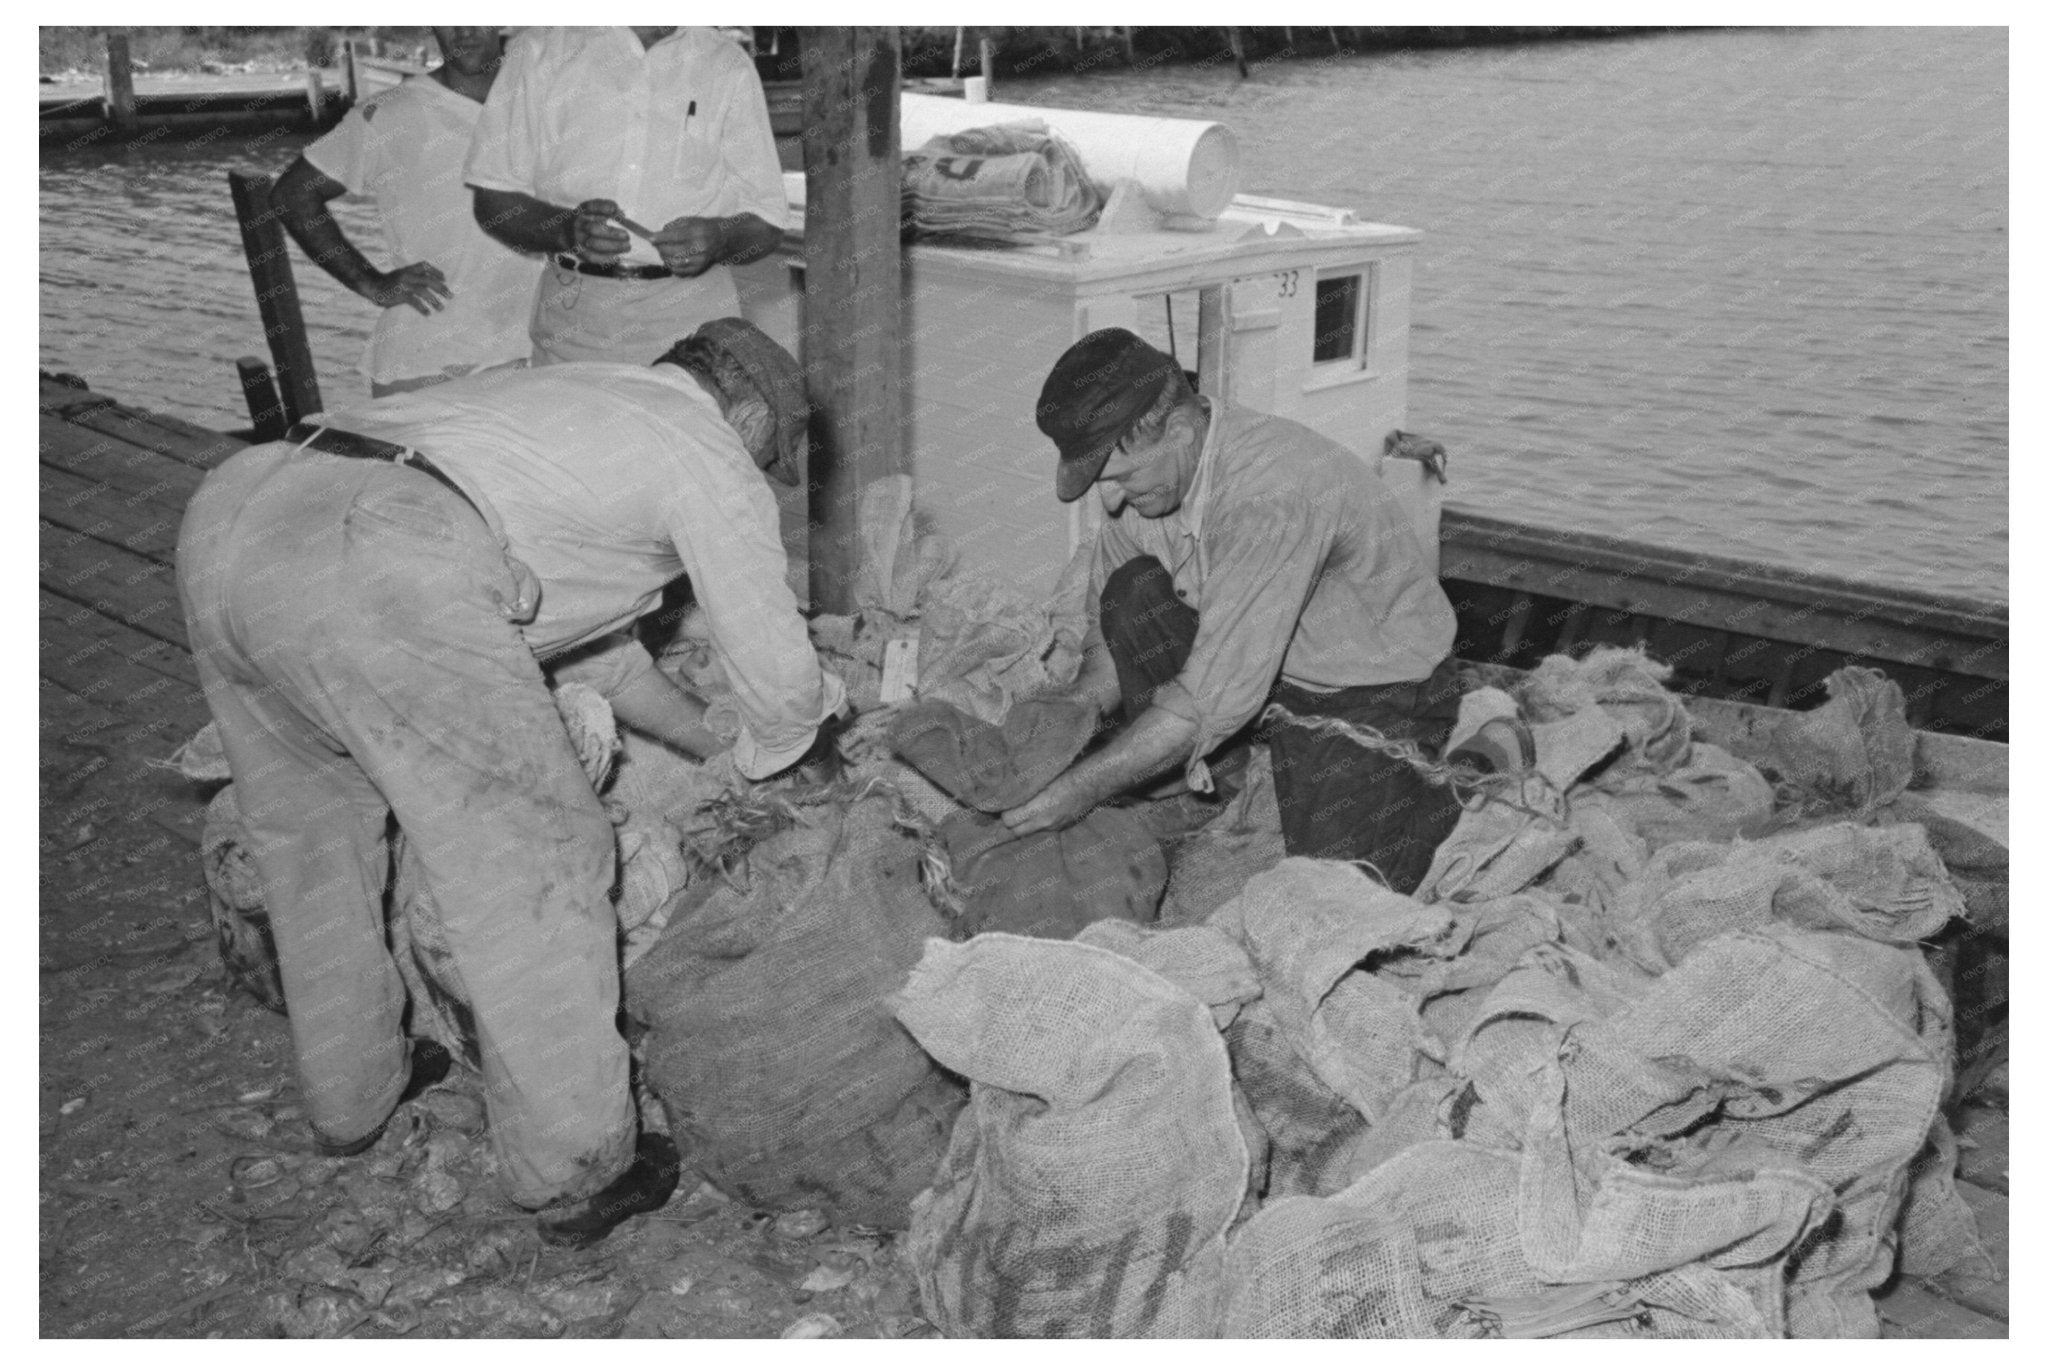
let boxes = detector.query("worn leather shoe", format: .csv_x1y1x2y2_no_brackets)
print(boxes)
535,1132,683,1250
311,1038,455,1158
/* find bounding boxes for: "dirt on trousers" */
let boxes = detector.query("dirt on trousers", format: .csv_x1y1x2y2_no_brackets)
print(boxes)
38,679,930,1341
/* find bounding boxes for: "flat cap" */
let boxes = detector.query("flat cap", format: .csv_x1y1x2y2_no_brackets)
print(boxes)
685,317,809,487
1036,328,1180,502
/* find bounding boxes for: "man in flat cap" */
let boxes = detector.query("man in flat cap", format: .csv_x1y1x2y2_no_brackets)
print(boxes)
177,318,841,1248
1002,327,1463,892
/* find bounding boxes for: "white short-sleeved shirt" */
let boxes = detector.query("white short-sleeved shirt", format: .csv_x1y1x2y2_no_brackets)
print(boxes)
304,75,541,384
463,26,788,268
319,362,840,776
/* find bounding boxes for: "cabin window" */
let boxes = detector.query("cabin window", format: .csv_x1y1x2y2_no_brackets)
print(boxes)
1312,271,1368,366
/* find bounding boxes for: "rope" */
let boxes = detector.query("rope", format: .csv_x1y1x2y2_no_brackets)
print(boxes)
1258,702,1568,824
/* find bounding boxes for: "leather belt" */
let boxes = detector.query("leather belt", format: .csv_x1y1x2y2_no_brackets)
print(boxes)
285,421,482,522
551,252,674,281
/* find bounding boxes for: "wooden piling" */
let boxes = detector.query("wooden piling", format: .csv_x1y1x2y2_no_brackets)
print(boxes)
980,36,995,90
1227,27,1249,78
103,31,138,134
800,27,906,613
951,27,966,78
235,357,289,441
226,171,323,426
304,70,325,124
343,39,359,104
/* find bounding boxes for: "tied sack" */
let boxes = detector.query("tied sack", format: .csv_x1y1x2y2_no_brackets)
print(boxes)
1211,860,1456,1199
895,934,1251,1338
893,695,1167,938
623,793,966,1229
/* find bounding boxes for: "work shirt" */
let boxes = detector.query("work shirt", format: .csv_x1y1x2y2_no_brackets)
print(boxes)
303,75,539,385
319,361,840,776
1088,399,1457,783
463,26,788,269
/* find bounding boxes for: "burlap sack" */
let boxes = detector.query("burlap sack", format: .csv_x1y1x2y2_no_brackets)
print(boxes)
1072,918,1262,1028
941,806,1167,939
1220,1140,1778,1338
1766,665,1915,811
895,934,1250,1338
889,695,1096,813
624,795,966,1228
1519,647,1693,776
1452,941,1653,1151
199,783,286,1013
1626,821,1965,970
1592,741,1775,852
1218,860,1453,1125
1412,893,1566,1055
1537,928,1948,1337
1158,745,1287,928
1894,1116,1998,1281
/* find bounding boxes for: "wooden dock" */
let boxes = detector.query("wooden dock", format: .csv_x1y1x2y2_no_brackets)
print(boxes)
35,371,2007,1338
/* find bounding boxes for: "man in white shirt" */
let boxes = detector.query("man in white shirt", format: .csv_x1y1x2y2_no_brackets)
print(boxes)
465,26,789,365
176,319,840,1247
274,27,539,396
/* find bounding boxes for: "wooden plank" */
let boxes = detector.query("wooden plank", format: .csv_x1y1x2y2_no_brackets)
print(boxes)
62,399,250,473
1682,691,2007,796
1876,1281,2006,1339
40,520,189,652
41,464,184,564
40,589,199,695
1440,509,2006,681
1952,1105,2008,1195
801,27,907,613
41,411,207,508
39,611,209,762
1933,1183,2008,1321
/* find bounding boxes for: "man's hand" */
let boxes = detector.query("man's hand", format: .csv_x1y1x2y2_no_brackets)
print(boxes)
652,216,728,278
360,261,452,315
571,199,632,264
1000,771,1101,838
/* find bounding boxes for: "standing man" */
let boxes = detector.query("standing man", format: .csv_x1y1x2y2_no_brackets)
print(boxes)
273,27,539,397
1001,328,1465,894
464,26,789,366
177,319,843,1247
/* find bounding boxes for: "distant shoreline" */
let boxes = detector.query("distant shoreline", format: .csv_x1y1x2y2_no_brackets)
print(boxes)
41,25,1668,83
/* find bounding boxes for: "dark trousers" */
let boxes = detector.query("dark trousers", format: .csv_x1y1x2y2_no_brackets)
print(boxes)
1098,556,1463,894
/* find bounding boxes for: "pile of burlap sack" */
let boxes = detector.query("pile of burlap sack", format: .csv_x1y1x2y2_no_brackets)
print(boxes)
901,120,1102,241
184,477,2002,1338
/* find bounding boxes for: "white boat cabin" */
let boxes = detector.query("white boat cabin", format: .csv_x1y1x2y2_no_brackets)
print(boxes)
736,175,1434,596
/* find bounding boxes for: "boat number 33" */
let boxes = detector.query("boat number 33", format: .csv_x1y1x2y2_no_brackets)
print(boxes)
1274,270,1301,298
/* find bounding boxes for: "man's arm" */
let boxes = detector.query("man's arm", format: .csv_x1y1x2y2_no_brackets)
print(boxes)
272,156,451,315
600,657,727,759
471,186,630,263
1001,704,1199,837
650,212,783,277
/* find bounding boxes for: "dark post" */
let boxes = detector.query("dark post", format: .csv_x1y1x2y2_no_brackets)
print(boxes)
1227,28,1249,78
952,27,966,78
800,28,906,613
227,171,323,425
980,36,995,89
235,357,290,441
343,39,359,105
103,30,138,134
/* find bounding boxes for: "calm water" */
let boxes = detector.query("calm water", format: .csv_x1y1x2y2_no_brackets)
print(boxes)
40,26,2007,601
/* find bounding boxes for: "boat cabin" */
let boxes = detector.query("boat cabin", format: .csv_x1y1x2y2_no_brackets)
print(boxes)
735,175,1435,596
